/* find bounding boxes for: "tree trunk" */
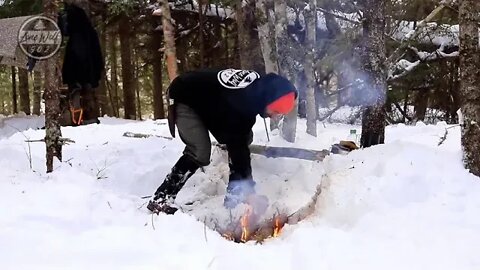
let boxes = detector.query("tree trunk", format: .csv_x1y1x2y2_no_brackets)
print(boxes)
304,0,317,137
151,28,165,119
96,14,112,117
158,0,178,82
459,0,480,176
11,66,17,114
236,0,265,72
198,0,206,68
109,29,120,117
43,0,62,173
256,0,281,130
413,89,429,121
360,0,387,148
134,47,142,120
274,0,298,143
33,71,42,115
119,14,136,120
18,68,30,115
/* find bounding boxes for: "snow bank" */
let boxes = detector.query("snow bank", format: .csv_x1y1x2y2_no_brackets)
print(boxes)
0,116,478,270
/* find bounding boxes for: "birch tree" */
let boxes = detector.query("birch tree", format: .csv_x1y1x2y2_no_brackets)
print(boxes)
359,0,387,148
274,0,298,143
459,0,480,176
304,0,317,137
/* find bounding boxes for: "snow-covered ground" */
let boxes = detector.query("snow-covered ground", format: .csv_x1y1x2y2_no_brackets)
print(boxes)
0,115,479,270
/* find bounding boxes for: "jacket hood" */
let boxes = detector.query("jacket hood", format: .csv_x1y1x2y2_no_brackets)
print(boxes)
225,73,298,117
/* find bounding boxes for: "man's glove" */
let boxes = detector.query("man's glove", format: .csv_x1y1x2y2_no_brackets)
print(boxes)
223,179,256,209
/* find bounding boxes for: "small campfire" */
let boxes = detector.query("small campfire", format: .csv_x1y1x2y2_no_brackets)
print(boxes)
219,203,288,243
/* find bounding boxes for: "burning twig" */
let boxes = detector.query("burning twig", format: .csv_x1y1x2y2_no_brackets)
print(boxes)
240,206,253,242
219,208,288,244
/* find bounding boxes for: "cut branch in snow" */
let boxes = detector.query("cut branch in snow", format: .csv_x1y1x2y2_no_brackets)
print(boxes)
438,128,449,146
25,138,76,145
123,132,173,140
438,124,461,146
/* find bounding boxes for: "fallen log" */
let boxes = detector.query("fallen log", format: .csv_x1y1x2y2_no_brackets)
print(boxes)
215,143,330,161
124,132,331,161
249,145,330,161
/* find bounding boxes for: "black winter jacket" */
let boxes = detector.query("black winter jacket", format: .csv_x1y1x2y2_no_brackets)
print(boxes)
169,69,296,180
60,4,104,89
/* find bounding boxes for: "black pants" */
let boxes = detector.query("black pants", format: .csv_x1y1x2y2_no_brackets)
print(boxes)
176,103,212,166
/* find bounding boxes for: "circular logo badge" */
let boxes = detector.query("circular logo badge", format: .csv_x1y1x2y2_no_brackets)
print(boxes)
17,16,62,60
217,69,260,89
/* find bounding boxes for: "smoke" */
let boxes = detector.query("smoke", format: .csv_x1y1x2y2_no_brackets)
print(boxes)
337,61,387,107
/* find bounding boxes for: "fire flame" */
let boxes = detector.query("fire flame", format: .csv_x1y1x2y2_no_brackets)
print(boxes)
219,199,287,243
223,232,235,241
273,216,282,238
240,205,253,242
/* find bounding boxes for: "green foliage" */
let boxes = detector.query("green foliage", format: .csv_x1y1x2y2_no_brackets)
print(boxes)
0,66,13,115
108,0,148,16
0,0,42,18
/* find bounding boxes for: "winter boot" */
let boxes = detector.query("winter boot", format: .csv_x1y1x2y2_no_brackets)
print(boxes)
147,155,199,215
223,179,256,209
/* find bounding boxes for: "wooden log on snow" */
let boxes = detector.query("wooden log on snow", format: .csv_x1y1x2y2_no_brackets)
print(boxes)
248,145,330,161
124,132,330,161
216,143,330,161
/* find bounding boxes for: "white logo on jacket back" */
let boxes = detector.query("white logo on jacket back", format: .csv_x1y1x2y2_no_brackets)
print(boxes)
217,69,260,89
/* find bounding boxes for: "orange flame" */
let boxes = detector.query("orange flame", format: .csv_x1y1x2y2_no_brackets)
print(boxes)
240,205,253,242
273,216,282,238
223,233,235,241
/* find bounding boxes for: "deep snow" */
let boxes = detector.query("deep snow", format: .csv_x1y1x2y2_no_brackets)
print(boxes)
0,115,479,270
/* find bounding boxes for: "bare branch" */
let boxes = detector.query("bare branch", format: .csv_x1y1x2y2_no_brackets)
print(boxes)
387,4,448,68
318,104,343,122
317,7,359,25
438,128,448,146
123,132,173,140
